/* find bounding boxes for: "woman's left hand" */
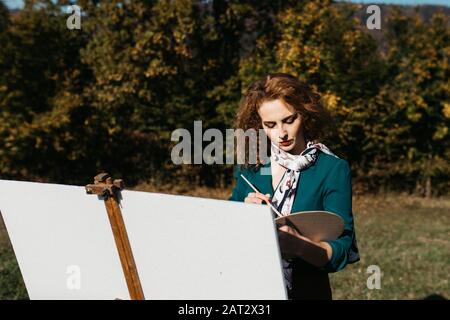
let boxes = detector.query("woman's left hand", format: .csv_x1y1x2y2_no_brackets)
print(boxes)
277,225,309,259
277,225,332,266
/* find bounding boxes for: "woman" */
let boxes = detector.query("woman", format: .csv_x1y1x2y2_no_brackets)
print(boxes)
229,73,359,300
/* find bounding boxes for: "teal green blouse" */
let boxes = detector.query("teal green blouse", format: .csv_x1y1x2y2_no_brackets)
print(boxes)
228,151,359,273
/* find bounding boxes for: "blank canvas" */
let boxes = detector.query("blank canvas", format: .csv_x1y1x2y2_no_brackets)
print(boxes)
0,180,130,300
0,179,287,300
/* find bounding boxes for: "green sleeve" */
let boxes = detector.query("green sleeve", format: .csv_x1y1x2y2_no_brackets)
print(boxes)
228,165,249,202
321,159,360,273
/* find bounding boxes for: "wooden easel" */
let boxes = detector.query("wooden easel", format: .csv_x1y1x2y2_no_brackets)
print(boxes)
85,173,145,300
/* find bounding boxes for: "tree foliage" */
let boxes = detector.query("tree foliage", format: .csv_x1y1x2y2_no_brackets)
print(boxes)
0,0,448,195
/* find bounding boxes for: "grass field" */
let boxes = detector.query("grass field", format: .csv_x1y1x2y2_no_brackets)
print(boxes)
1,187,449,300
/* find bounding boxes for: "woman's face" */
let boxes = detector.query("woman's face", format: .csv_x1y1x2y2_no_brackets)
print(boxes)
258,99,305,154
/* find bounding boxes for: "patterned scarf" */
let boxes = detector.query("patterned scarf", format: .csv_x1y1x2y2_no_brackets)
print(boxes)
270,140,339,295
271,140,339,215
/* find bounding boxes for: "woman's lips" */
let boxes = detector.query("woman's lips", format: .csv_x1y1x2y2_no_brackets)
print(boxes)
279,140,293,147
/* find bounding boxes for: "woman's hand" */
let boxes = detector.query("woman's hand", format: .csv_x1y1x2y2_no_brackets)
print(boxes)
277,225,308,259
277,224,332,266
244,192,271,205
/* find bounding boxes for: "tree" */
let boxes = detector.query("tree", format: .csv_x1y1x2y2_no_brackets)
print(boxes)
369,8,450,196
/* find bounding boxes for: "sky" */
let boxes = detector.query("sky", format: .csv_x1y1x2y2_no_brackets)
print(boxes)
2,0,450,10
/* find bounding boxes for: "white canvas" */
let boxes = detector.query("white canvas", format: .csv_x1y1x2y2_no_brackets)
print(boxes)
0,180,130,300
121,190,287,299
0,179,287,300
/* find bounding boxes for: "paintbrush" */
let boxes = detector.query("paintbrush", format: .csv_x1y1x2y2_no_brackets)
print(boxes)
240,174,283,218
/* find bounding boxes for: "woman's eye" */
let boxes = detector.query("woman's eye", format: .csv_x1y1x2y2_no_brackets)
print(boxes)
264,123,275,128
284,115,297,124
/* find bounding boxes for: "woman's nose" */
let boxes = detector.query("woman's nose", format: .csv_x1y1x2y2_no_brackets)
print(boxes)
278,125,288,139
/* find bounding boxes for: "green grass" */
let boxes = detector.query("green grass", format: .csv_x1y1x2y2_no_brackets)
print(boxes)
0,216,28,300
0,193,449,300
330,195,450,300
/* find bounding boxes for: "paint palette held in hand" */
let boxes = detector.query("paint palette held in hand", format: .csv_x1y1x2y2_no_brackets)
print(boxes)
275,211,345,242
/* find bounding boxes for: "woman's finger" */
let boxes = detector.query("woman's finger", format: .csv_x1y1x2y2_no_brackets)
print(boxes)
253,197,263,204
244,196,263,204
253,193,271,204
244,196,256,203
278,225,302,238
278,225,312,243
253,193,269,200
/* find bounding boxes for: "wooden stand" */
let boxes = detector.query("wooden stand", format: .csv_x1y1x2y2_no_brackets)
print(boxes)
85,173,145,300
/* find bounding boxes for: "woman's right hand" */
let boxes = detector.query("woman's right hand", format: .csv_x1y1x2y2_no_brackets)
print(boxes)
244,192,271,205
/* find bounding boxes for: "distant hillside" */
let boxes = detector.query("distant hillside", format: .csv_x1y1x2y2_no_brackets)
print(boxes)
6,2,449,23
347,3,450,25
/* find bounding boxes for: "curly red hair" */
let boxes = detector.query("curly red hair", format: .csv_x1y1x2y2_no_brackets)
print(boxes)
234,73,334,168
